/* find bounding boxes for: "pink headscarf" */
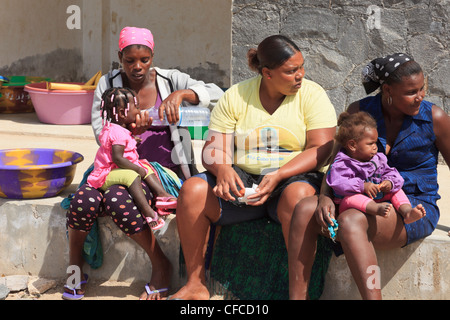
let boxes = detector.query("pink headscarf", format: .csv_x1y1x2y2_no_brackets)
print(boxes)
119,27,155,52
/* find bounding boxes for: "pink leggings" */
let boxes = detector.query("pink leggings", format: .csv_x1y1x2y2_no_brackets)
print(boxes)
338,189,410,214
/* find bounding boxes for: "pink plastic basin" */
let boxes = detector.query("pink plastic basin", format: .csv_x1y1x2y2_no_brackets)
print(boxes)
24,82,94,125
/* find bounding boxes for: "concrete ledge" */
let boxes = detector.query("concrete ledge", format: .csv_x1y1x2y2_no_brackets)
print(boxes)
322,232,450,299
1,113,450,299
1,191,449,299
0,195,183,287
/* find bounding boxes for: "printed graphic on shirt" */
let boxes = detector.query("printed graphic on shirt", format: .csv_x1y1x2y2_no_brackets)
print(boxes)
235,125,301,174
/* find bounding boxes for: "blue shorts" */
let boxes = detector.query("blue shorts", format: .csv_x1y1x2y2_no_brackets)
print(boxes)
195,166,324,226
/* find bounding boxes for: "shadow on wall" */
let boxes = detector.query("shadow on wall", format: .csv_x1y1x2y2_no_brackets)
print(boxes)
0,48,84,83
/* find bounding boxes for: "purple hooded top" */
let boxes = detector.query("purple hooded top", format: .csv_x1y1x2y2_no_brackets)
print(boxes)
326,150,404,199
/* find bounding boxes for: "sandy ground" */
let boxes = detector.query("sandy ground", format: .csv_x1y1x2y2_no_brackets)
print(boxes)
6,279,145,300
5,279,225,300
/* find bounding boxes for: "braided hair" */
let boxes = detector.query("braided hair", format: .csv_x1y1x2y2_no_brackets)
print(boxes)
100,87,138,126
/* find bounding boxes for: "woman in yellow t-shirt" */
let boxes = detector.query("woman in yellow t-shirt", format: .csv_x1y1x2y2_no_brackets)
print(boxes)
171,35,337,300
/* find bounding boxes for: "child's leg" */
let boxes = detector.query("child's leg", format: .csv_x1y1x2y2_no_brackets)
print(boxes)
141,164,175,199
340,194,391,216
390,189,426,224
143,173,172,198
102,169,159,226
128,177,157,220
117,177,165,230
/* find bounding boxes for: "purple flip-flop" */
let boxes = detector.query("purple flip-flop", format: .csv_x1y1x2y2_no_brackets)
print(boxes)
62,274,89,300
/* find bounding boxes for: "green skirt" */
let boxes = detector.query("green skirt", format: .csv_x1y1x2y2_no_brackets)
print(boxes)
208,218,333,300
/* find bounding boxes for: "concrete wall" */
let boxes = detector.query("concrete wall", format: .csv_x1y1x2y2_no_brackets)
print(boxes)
231,0,450,115
0,0,232,88
3,1,448,105
0,0,84,82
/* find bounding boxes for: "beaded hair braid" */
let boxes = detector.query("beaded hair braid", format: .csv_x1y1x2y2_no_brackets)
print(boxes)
100,87,138,126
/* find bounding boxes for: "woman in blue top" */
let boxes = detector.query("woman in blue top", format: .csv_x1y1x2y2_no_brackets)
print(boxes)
288,53,450,299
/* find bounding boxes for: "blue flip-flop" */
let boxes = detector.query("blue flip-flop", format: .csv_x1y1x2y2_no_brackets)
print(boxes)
62,274,89,300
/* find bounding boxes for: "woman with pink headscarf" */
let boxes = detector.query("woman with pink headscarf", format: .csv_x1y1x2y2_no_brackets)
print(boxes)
63,27,223,300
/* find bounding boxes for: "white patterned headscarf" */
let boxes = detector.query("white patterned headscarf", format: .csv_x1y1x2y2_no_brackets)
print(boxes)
362,53,413,94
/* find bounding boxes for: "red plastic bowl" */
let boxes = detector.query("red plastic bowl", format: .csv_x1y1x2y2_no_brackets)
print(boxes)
25,82,94,125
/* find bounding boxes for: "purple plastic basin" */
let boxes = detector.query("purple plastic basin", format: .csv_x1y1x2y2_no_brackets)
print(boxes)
0,148,84,199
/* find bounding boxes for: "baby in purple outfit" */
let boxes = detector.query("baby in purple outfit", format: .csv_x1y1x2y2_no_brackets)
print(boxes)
327,111,426,224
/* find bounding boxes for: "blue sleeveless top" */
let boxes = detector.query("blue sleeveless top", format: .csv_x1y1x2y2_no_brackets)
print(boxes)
359,94,440,245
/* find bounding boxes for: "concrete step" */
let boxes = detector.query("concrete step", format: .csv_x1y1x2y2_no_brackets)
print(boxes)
0,112,449,299
0,112,197,290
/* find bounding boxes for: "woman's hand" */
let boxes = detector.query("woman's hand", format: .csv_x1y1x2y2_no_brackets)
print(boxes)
247,170,282,206
314,194,336,230
160,90,199,125
129,110,152,136
213,165,245,202
159,90,184,124
159,92,182,125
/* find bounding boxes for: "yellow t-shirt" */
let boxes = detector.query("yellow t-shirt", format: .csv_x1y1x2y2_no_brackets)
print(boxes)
209,76,337,175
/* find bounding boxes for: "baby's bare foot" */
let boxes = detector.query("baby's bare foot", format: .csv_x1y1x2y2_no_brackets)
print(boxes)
366,202,392,217
380,203,392,216
403,204,426,224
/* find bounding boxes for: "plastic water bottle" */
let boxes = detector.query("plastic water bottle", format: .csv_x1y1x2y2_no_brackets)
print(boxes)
147,106,210,127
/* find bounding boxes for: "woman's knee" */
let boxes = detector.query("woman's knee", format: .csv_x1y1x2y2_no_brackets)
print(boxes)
178,177,210,203
284,182,317,203
278,182,317,221
337,210,368,240
177,177,219,221
178,177,213,208
291,196,318,228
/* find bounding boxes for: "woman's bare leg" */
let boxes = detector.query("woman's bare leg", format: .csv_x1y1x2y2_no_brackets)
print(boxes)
66,228,89,295
135,227,173,300
169,177,221,300
277,182,317,249
337,208,407,299
288,196,322,299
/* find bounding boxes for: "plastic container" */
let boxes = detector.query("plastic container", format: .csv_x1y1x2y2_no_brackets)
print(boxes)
0,148,84,199
0,76,51,113
148,106,210,140
24,82,94,125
